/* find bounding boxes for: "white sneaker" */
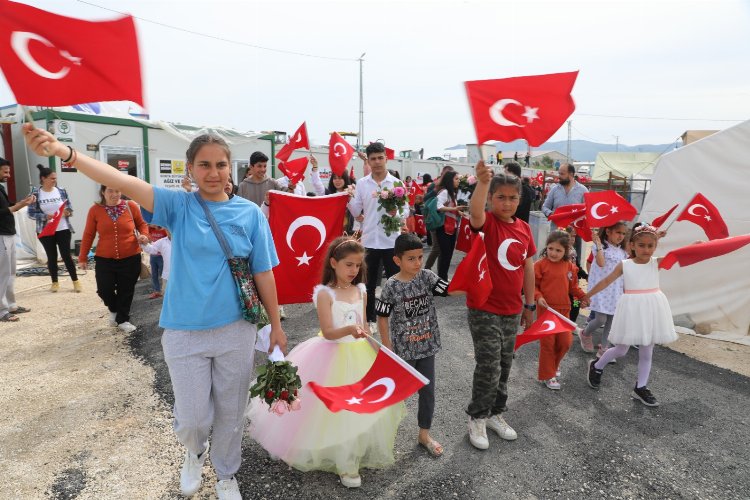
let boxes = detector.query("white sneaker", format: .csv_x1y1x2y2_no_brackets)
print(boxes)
544,378,561,390
467,417,489,450
118,321,137,333
109,312,117,326
340,473,362,488
556,369,562,378
215,477,242,500
180,444,209,496
486,414,518,441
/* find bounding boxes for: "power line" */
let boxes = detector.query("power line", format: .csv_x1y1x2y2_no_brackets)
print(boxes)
76,0,358,62
577,113,743,122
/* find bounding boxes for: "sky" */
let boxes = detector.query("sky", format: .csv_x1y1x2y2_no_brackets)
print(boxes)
2,0,749,158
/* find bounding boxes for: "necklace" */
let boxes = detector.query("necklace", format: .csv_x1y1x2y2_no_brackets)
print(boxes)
333,282,353,289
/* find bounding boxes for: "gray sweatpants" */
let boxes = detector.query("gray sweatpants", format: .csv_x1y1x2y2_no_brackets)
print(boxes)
162,319,256,480
0,235,17,317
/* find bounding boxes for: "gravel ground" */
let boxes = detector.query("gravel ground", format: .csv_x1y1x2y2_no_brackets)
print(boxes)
3,255,749,499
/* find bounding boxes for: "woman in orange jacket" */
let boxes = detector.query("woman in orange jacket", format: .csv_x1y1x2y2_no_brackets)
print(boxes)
534,230,586,390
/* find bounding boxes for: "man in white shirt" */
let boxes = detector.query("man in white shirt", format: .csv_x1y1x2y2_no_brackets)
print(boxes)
348,143,406,324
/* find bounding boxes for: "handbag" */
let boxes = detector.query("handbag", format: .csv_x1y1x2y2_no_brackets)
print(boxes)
123,201,151,280
195,193,263,323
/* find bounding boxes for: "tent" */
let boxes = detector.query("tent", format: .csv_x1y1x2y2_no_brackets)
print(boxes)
639,120,750,344
592,152,661,181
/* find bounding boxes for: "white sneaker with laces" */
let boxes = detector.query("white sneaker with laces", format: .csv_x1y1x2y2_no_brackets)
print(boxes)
544,378,561,390
486,414,518,441
109,312,117,326
215,477,242,500
180,444,209,497
468,417,489,450
118,321,137,333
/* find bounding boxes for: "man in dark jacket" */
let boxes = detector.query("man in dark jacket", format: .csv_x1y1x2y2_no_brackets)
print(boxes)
504,162,534,223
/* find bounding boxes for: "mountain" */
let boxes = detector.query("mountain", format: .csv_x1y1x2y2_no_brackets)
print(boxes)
445,139,676,162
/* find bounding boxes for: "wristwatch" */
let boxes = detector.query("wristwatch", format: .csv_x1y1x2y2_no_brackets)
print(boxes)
524,303,537,312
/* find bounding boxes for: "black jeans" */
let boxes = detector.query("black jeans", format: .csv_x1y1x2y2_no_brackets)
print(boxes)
365,247,399,323
94,254,141,324
435,226,456,281
406,355,436,429
39,229,78,282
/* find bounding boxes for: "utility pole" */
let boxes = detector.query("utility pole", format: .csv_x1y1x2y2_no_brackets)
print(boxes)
614,135,620,152
357,53,366,152
566,120,572,162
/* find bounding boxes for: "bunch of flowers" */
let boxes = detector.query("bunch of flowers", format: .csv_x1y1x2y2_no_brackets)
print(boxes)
249,360,303,416
458,174,477,192
372,181,407,236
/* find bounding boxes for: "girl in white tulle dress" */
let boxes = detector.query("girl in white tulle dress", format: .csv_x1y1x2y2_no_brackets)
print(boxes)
247,237,403,489
583,225,677,407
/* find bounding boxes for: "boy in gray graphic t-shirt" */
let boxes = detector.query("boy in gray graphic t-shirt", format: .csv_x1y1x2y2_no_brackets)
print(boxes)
376,234,455,457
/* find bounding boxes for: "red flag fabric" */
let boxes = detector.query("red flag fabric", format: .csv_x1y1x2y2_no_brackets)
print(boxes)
658,234,750,270
514,307,578,351
37,201,66,238
406,181,424,206
447,232,492,307
570,215,593,242
0,1,143,106
548,203,586,228
328,132,355,177
276,122,310,162
413,214,426,237
385,147,395,160
651,204,679,228
269,192,349,304
464,71,578,146
583,190,638,228
278,156,308,185
349,164,356,182
308,346,429,413
535,172,545,185
455,217,474,253
675,193,729,240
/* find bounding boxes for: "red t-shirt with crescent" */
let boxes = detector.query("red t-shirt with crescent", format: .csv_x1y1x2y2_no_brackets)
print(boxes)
472,212,536,315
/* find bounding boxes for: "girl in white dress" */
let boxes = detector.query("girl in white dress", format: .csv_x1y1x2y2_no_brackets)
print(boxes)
248,236,404,488
583,225,677,407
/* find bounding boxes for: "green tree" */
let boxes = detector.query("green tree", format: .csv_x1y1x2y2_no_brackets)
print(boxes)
540,155,554,168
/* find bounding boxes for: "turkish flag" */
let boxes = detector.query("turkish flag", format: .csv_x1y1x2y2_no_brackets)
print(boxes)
464,71,578,146
349,164,356,182
269,191,349,304
278,156,308,185
675,193,729,240
455,217,474,253
308,346,429,413
535,172,545,185
583,191,637,228
0,1,143,106
548,203,586,228
385,147,395,160
514,307,578,351
413,214,427,237
407,181,424,206
448,232,492,307
651,203,679,228
570,215,593,242
659,234,750,270
328,132,354,177
275,122,310,162
37,201,66,238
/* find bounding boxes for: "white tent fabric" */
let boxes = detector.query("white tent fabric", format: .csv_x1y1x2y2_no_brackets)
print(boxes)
640,120,750,344
593,152,661,181
13,207,47,267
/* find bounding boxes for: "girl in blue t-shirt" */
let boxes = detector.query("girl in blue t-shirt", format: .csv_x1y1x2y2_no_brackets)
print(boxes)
24,124,286,499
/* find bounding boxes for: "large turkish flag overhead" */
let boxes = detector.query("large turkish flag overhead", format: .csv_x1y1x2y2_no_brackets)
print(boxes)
0,1,143,106
269,191,349,304
464,71,578,146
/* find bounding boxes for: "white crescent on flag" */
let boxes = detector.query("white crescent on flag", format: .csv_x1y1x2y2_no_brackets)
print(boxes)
11,31,82,80
360,377,396,404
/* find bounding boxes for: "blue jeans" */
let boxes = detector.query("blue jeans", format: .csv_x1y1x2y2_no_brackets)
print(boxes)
150,254,164,292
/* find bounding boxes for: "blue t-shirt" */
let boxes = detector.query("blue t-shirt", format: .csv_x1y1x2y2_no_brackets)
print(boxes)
151,187,279,330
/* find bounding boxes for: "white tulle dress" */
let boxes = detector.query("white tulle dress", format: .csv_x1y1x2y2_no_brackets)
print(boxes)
608,257,678,346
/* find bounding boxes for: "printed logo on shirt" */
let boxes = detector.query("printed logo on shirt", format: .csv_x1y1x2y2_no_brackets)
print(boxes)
375,298,393,317
228,225,246,237
567,271,573,281
402,293,430,318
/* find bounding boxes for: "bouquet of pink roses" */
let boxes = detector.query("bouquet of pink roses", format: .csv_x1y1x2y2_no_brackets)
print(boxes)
458,174,477,192
372,182,407,236
249,360,302,416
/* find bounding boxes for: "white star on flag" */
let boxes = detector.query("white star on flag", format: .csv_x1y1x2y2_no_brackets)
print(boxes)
295,252,313,266
346,396,363,405
522,106,539,123
704,215,711,221
479,269,486,281
610,206,619,214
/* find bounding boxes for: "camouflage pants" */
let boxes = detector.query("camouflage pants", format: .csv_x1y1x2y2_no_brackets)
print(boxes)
466,308,521,419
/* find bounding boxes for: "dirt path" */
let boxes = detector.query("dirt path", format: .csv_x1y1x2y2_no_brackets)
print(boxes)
0,273,181,499
2,273,748,498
